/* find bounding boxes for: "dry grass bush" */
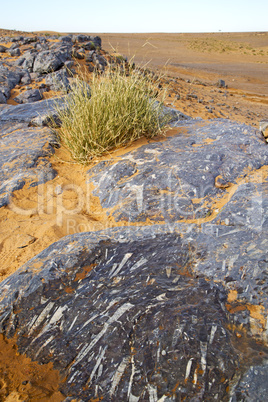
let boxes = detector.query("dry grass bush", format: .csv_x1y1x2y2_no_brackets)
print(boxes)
54,63,170,163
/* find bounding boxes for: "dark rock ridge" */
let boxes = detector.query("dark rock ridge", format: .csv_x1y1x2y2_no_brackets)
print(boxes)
0,99,61,207
87,118,268,223
0,224,267,401
0,33,106,104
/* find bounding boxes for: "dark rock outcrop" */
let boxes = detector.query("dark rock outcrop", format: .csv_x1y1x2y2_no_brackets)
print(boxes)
87,119,268,223
14,88,43,104
0,121,57,207
0,224,267,400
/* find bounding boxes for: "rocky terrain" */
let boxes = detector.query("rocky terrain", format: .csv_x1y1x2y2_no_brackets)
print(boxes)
0,29,268,401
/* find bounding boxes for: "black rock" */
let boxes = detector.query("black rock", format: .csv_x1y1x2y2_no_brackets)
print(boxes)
59,36,73,43
0,45,7,53
14,88,43,104
33,50,65,74
0,120,56,207
45,69,70,92
0,227,267,400
87,119,268,224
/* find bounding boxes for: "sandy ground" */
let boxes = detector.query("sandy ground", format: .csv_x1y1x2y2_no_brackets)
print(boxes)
0,29,268,400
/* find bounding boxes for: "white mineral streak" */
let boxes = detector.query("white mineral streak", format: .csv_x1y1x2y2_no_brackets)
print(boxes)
209,325,217,344
157,395,169,402
172,324,184,347
185,358,194,381
72,303,134,368
72,343,92,368
110,253,133,277
28,301,55,335
87,345,108,385
193,367,198,386
81,313,98,330
110,356,131,396
200,341,208,374
147,384,158,402
127,353,138,401
165,267,172,278
89,303,134,351
130,257,148,272
68,316,78,332
157,344,161,362
35,334,54,358
218,356,225,371
156,293,167,301
48,305,68,325
129,394,140,402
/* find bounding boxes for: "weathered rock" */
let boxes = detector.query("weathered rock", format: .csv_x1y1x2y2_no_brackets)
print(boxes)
20,70,31,85
21,50,37,72
8,47,21,57
45,69,70,92
82,41,96,51
0,45,7,53
0,63,22,90
21,36,37,45
59,35,73,43
0,96,65,125
0,121,57,207
33,50,66,74
230,363,268,401
75,34,91,43
218,79,226,88
0,91,7,104
87,119,268,223
0,85,10,102
14,88,43,104
0,225,267,400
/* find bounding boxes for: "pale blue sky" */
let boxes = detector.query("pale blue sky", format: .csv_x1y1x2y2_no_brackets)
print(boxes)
1,0,268,33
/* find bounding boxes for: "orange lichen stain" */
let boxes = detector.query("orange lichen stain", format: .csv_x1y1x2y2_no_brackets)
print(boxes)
227,289,238,303
226,304,247,314
247,304,266,328
75,264,96,281
64,286,74,294
214,175,232,189
192,137,216,147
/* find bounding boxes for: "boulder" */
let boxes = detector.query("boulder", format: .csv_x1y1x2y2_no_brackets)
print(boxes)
14,88,43,104
82,41,96,51
20,70,31,85
8,48,21,57
0,45,7,53
32,50,66,74
0,63,22,89
59,35,73,43
0,91,6,104
45,69,70,92
75,34,90,43
21,50,37,72
87,119,268,224
0,85,10,102
0,224,267,400
0,96,66,125
0,120,57,207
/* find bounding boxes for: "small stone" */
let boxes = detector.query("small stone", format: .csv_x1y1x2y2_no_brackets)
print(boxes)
218,79,226,88
16,234,36,248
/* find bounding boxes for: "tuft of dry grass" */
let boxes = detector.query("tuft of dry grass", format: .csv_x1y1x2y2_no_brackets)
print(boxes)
53,63,170,163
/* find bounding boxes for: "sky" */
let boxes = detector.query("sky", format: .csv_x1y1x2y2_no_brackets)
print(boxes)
1,0,268,33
